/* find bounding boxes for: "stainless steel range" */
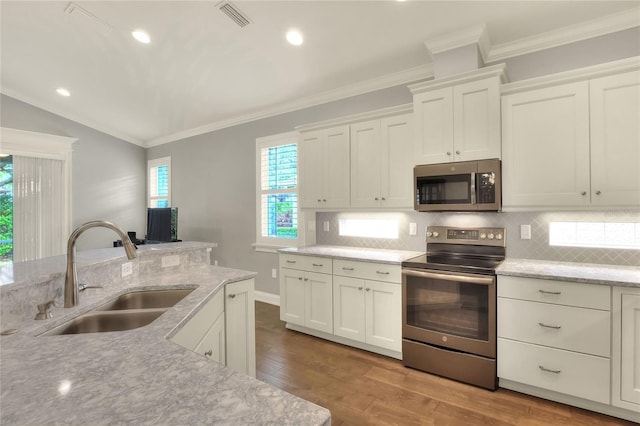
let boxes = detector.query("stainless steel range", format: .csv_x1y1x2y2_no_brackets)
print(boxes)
401,226,506,390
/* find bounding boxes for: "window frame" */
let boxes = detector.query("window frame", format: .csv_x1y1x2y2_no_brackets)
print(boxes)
255,131,303,252
148,156,171,208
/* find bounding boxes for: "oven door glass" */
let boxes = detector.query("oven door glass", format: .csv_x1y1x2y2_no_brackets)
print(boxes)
402,269,496,357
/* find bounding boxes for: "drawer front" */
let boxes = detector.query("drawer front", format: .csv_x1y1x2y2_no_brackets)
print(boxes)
498,298,610,357
498,276,610,310
279,254,332,274
333,259,401,283
498,338,610,404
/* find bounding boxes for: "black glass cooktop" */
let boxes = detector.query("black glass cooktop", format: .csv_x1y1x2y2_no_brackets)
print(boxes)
402,243,505,275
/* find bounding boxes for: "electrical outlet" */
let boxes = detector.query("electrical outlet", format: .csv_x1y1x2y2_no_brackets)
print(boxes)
272,268,277,279
121,262,133,277
520,224,531,240
409,223,417,236
161,255,180,268
323,221,330,232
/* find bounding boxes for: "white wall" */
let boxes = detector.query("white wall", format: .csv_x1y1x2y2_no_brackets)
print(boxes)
0,95,147,251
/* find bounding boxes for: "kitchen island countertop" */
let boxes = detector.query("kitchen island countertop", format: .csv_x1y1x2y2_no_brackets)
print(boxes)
0,249,330,425
497,258,640,288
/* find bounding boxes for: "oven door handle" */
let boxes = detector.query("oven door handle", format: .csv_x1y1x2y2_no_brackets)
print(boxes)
402,268,494,286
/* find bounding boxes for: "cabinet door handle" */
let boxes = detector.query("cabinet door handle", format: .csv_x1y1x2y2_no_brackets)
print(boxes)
228,294,236,298
322,199,327,202
358,286,363,291
286,260,296,264
538,322,561,330
538,289,561,295
317,199,322,203
204,349,213,357
595,191,601,195
455,150,460,155
376,271,389,275
446,151,452,156
298,277,303,280
539,365,561,374
312,263,323,267
304,278,308,281
365,288,370,292
374,197,379,201
381,197,386,201
581,191,587,196
342,267,354,271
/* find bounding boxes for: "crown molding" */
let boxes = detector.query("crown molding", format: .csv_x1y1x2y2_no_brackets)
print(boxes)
424,23,489,58
501,56,640,95
0,87,146,148
145,64,432,147
295,103,413,133
408,63,507,94
487,9,640,63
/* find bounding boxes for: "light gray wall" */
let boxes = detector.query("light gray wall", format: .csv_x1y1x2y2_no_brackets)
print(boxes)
0,95,147,251
147,85,414,295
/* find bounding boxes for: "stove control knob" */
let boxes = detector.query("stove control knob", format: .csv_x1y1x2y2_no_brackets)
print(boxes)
496,233,503,240
432,231,439,238
488,233,495,240
479,233,487,239
426,231,433,238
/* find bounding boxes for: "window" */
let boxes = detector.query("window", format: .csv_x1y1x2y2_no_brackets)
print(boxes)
148,157,171,208
0,127,75,264
256,132,300,249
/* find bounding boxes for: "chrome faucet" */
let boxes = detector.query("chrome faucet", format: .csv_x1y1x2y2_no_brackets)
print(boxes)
64,220,137,308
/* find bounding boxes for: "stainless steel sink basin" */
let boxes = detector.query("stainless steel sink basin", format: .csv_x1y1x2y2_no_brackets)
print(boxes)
94,289,194,311
41,309,167,335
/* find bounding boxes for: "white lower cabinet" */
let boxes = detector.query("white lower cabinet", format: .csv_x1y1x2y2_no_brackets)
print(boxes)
279,254,402,358
171,279,256,377
498,276,611,404
612,286,640,412
333,276,401,352
279,255,333,333
498,276,640,423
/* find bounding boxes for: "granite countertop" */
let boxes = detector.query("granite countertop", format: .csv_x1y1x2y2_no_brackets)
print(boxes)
0,265,331,425
279,245,424,264
497,258,640,288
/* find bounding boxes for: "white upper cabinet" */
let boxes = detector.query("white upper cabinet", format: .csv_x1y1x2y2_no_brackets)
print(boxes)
589,71,640,206
350,113,413,208
502,81,591,207
298,125,350,209
410,64,505,165
502,64,640,209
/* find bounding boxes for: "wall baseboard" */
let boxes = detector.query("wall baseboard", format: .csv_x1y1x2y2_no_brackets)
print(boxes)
255,290,280,306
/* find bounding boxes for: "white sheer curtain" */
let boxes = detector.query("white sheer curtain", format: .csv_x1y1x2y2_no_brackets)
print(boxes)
13,156,66,262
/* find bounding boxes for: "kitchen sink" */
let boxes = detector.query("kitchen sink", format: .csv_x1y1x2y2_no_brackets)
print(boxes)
41,309,167,335
94,289,195,311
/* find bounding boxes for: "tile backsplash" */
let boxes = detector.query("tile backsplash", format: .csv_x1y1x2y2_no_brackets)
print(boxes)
315,210,640,266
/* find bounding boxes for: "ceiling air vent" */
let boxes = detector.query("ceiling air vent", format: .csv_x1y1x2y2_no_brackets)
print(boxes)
218,1,251,28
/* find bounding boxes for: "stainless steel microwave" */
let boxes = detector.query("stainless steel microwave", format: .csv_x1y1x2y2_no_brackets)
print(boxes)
414,159,501,212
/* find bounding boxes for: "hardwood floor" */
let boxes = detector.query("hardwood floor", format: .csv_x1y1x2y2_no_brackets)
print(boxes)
255,302,634,426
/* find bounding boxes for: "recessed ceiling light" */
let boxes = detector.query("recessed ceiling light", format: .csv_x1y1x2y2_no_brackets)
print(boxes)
56,88,71,97
132,29,151,44
286,29,303,46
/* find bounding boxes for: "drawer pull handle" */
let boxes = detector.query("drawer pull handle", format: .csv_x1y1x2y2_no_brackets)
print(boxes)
342,267,354,271
312,263,323,267
376,271,389,275
204,349,213,357
286,260,296,264
538,322,561,330
538,289,561,295
539,365,561,374
228,294,236,299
